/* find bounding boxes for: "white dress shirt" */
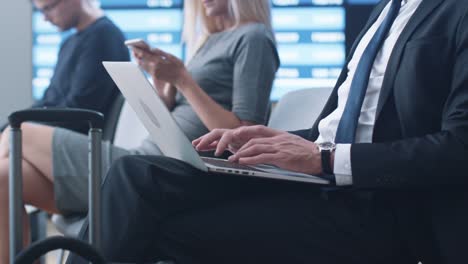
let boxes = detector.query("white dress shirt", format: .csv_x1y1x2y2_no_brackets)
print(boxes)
315,0,422,185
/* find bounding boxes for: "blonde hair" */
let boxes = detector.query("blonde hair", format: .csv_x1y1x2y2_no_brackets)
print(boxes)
182,0,273,60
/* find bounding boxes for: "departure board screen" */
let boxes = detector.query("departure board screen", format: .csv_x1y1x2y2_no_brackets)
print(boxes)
32,0,379,101
347,0,380,4
271,0,345,100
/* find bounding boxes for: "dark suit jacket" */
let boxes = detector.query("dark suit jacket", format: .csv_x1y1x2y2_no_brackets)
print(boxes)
291,0,468,262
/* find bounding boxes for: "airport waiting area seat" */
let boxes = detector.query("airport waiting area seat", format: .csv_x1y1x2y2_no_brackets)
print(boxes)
268,88,331,130
49,87,332,262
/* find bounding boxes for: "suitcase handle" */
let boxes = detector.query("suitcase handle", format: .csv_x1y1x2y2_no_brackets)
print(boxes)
8,108,103,264
15,236,105,264
8,108,104,129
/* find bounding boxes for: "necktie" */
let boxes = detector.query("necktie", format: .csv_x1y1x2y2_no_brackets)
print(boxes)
334,0,402,143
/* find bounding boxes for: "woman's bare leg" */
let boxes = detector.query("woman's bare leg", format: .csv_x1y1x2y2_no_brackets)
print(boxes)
0,123,54,179
0,130,7,158
0,124,58,263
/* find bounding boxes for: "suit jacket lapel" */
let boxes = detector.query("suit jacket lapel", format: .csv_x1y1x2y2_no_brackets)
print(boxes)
375,0,444,120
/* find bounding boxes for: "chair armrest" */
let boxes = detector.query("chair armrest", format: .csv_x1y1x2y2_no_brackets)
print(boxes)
8,108,104,129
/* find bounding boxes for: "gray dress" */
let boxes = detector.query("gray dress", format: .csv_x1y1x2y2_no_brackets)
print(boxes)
52,23,280,214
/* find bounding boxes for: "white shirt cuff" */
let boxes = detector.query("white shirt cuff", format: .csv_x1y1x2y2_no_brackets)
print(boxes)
334,144,353,186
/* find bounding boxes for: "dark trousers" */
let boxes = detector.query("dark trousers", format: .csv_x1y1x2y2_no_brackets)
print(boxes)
69,155,420,264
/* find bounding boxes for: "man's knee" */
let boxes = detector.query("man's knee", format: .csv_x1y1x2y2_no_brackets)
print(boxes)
103,155,200,201
106,155,156,183
107,155,195,184
102,155,161,195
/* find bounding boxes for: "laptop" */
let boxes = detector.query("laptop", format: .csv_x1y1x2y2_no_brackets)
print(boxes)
102,61,330,185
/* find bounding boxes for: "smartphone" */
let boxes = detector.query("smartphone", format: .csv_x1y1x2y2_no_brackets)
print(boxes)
124,38,151,51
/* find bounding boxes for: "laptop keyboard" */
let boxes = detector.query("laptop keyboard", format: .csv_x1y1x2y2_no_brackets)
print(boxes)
201,157,263,172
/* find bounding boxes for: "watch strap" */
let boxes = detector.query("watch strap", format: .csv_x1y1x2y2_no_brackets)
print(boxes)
321,150,333,175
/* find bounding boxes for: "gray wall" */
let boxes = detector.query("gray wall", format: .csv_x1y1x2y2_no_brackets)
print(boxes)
0,1,33,124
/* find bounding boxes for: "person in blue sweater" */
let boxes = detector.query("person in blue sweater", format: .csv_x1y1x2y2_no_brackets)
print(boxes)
0,0,129,134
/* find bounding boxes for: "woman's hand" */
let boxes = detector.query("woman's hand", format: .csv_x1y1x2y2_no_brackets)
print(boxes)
132,47,190,89
132,47,180,109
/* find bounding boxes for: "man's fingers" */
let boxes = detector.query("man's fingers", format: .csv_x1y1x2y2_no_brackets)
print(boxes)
228,144,275,162
238,153,280,166
192,137,202,146
236,136,279,154
195,126,282,157
215,132,234,156
195,141,218,152
233,125,280,140
194,130,225,151
207,141,218,148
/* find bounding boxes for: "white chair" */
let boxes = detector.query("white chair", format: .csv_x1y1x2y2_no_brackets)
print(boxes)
112,101,149,149
268,88,332,131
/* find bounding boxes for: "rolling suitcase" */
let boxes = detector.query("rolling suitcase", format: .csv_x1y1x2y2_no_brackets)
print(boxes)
8,108,105,264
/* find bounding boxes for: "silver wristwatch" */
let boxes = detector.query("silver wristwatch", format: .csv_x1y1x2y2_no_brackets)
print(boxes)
317,142,336,175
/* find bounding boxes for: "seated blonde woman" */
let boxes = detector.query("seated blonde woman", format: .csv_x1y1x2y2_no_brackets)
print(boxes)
0,0,279,261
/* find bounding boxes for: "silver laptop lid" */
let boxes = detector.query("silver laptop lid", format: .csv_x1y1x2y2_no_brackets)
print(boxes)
102,61,208,172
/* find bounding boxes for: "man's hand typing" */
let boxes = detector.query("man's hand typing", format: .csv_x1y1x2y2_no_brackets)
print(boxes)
193,125,323,175
193,125,283,155
229,133,322,175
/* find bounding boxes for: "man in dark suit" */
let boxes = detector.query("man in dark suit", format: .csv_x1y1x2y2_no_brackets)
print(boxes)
69,0,468,263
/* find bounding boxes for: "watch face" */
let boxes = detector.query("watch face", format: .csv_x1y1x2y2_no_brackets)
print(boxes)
319,142,336,151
